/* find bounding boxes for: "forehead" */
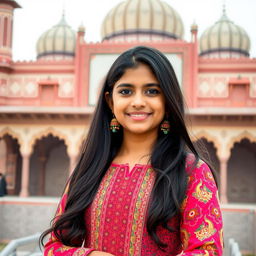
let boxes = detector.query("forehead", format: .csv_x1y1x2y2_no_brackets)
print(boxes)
117,63,158,83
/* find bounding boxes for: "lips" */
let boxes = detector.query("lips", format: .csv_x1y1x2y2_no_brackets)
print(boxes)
126,112,152,121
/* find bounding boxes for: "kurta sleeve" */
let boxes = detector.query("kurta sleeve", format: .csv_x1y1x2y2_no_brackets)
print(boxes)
179,160,224,256
44,187,95,256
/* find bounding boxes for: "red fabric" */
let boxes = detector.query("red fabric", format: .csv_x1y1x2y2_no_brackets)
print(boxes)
44,157,223,256
44,190,94,256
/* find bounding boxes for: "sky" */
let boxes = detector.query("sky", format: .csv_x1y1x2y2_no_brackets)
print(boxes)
12,0,256,61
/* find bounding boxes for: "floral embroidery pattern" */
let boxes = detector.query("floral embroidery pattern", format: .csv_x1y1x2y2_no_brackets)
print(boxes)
205,171,215,183
210,207,221,218
202,241,216,247
128,167,156,255
91,166,117,249
185,207,201,223
56,245,73,252
194,218,216,241
47,248,54,256
200,241,218,254
193,180,213,203
73,248,92,256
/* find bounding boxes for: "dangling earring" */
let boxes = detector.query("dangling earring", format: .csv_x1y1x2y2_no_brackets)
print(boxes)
110,115,120,133
161,120,170,134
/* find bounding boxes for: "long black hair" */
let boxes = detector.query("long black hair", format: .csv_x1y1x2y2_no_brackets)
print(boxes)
40,46,216,249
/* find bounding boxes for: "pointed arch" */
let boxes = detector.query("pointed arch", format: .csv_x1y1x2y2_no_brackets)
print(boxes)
191,131,221,157
29,127,71,155
227,131,256,154
0,127,23,148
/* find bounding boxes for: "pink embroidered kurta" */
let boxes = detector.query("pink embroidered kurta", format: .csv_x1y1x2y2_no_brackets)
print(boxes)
44,158,224,256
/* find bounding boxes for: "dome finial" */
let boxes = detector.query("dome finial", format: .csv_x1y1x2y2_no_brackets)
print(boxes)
221,0,228,20
222,0,226,15
78,22,86,33
191,19,198,32
60,0,67,24
62,0,66,16
58,5,67,26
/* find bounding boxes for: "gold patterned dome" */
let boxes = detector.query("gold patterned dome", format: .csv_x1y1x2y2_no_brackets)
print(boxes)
101,0,184,41
36,14,76,60
200,9,250,58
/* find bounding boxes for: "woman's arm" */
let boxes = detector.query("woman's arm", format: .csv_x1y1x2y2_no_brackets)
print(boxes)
179,160,224,255
43,190,95,256
43,183,117,256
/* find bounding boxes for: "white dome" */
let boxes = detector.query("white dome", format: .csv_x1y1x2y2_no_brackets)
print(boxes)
200,10,250,58
36,15,76,60
101,0,184,42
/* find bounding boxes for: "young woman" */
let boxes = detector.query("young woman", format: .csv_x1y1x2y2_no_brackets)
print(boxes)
41,46,223,256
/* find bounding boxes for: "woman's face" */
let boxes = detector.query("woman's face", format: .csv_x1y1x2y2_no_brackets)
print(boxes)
107,63,165,136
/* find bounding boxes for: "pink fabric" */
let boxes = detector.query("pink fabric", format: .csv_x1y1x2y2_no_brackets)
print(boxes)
44,157,223,256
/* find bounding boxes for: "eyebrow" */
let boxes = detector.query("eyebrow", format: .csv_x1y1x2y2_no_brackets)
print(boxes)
116,83,160,88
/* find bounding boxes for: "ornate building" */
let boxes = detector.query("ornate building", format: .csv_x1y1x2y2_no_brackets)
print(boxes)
0,0,256,204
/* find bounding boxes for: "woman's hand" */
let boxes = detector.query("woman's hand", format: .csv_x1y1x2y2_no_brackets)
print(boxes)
89,251,115,256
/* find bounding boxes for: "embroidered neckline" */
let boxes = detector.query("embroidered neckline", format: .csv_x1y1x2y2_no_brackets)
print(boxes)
111,163,152,176
111,163,151,167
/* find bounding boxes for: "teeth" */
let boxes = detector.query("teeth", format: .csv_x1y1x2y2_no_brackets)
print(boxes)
130,114,147,117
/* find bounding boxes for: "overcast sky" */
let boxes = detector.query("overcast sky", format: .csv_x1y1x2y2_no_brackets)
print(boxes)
12,0,256,61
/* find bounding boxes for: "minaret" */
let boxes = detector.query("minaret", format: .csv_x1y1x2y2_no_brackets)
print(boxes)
0,0,21,68
190,21,198,44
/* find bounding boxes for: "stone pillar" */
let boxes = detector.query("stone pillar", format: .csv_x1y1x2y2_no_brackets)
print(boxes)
69,154,78,176
38,156,47,196
20,154,30,197
0,139,7,173
6,153,17,191
219,157,228,204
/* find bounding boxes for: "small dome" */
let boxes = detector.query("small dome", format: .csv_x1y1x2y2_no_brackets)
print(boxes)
101,0,184,42
36,15,76,60
200,9,250,58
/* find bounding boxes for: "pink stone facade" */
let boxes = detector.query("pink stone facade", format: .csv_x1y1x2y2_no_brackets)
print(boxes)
0,0,256,205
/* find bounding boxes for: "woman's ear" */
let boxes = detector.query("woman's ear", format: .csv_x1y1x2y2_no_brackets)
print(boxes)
105,91,113,111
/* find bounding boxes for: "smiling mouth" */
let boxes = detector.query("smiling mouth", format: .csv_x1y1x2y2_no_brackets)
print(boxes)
126,113,152,120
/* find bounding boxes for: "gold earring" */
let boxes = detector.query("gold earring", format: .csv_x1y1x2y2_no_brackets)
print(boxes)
110,115,120,133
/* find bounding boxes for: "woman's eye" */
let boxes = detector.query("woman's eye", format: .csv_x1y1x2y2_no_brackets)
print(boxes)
145,88,160,95
119,89,132,95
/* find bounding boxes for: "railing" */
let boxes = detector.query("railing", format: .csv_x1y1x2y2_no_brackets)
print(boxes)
0,233,42,256
228,238,242,256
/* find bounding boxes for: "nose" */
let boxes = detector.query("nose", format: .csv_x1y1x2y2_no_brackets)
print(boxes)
131,92,146,108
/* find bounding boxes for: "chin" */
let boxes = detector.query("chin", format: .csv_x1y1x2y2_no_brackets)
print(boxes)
125,127,158,135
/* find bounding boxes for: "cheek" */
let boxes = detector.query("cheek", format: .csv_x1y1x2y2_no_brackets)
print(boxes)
155,98,165,114
112,97,127,114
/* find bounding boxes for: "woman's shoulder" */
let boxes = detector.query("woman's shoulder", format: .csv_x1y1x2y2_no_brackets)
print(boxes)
185,153,217,192
185,153,215,181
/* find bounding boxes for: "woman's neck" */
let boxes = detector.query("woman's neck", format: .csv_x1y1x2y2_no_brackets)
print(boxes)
115,130,158,165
